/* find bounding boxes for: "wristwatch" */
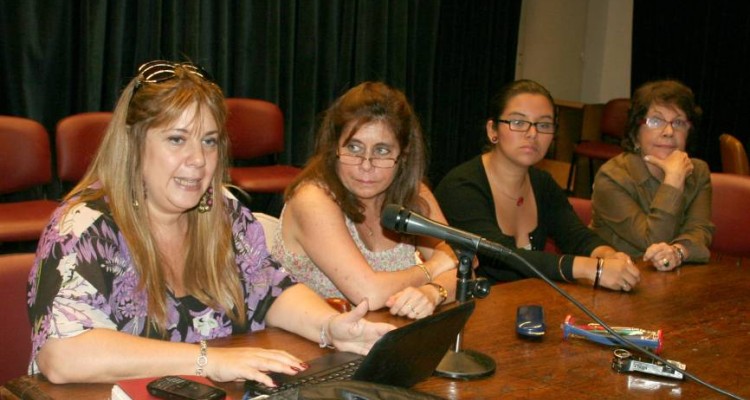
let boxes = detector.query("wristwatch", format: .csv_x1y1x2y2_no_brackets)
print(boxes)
427,283,448,306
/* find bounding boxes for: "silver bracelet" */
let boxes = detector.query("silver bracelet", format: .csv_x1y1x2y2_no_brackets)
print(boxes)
319,315,336,349
673,245,685,263
195,340,208,376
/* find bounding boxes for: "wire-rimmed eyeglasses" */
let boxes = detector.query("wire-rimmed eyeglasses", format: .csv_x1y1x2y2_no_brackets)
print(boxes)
497,119,557,135
336,152,399,168
640,116,691,132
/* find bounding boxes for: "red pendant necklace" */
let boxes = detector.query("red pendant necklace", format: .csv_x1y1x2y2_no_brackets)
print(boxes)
496,175,528,207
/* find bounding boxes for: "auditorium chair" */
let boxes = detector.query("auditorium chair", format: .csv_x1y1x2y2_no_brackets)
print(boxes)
56,112,112,191
719,133,749,176
225,98,301,194
566,98,630,193
544,197,592,254
0,253,35,385
709,173,750,261
230,184,351,312
0,116,58,244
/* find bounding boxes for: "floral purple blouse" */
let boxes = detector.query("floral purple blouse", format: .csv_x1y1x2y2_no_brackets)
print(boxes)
26,189,295,374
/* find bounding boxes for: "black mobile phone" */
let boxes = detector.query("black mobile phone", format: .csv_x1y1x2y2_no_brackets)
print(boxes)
516,305,545,338
146,376,226,400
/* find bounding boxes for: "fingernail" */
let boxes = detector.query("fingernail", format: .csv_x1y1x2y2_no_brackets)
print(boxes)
300,362,310,369
271,380,280,387
291,366,302,372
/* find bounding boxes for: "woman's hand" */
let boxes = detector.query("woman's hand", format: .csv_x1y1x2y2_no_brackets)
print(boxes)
598,256,641,292
206,347,306,386
328,300,395,354
384,285,437,319
644,150,693,188
644,242,683,271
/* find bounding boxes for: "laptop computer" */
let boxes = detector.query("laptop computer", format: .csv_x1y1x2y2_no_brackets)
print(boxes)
244,300,476,398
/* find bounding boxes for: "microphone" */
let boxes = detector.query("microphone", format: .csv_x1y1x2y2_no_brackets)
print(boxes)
381,204,512,258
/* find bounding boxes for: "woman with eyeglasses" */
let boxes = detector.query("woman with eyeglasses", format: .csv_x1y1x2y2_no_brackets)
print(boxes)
27,61,393,385
435,79,640,291
271,81,457,320
590,80,714,271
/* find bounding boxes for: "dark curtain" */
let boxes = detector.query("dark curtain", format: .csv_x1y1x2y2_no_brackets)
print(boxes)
632,1,750,171
0,0,520,192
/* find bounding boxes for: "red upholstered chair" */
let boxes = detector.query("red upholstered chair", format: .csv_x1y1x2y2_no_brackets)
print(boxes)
568,196,592,226
719,133,749,176
0,116,58,243
225,98,302,193
566,98,630,193
544,197,592,253
0,253,35,385
710,173,750,260
56,112,112,190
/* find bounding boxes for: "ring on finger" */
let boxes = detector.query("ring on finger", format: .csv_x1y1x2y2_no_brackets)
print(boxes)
661,258,670,267
622,283,629,291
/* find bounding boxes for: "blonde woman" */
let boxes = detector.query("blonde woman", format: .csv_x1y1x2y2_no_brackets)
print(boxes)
28,61,392,386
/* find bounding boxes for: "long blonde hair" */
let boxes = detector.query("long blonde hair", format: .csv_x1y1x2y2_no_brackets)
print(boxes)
66,63,245,334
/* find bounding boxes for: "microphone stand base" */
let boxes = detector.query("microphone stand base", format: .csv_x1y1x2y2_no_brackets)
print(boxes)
433,349,496,380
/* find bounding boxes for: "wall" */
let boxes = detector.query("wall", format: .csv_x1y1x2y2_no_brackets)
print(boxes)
516,0,632,103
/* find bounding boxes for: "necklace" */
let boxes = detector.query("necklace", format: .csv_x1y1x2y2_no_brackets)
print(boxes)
496,175,528,207
359,221,375,237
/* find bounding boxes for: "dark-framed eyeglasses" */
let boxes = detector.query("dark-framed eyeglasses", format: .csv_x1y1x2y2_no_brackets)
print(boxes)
640,116,691,132
336,152,399,168
497,119,556,134
134,60,214,91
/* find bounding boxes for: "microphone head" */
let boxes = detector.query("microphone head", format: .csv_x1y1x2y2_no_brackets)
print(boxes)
381,204,407,232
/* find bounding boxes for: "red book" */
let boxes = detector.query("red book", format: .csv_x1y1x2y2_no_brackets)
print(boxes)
111,375,230,400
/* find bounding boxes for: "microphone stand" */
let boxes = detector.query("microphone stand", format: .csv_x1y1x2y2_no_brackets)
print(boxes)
434,248,496,379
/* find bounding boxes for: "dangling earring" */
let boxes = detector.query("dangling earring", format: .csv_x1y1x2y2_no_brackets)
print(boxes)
198,186,214,213
133,186,146,208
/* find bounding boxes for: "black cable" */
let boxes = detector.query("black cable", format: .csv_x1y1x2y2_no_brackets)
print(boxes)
501,251,744,400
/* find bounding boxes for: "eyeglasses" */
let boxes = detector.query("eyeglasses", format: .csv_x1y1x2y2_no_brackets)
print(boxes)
134,60,214,91
640,116,691,132
337,152,399,168
497,119,556,134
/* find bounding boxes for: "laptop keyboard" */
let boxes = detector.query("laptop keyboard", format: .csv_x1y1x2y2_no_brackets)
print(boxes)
248,358,363,396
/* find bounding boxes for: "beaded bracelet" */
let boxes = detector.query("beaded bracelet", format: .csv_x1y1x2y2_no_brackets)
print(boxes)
593,258,604,289
195,340,208,376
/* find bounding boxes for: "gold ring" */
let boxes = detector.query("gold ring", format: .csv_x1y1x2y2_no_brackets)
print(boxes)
662,258,670,267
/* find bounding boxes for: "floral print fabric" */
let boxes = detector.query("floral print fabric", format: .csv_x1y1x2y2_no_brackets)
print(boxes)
270,205,418,300
26,190,295,374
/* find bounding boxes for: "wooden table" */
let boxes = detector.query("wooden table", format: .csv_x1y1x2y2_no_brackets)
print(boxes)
4,259,749,399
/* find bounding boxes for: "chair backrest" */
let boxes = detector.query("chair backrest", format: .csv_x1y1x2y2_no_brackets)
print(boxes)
600,98,630,141
710,173,750,257
0,253,35,385
568,196,592,226
0,116,52,194
56,112,112,184
544,197,593,253
719,133,749,176
225,98,285,160
254,212,280,251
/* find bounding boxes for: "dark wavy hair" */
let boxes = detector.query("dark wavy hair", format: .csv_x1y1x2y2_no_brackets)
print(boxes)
622,79,702,153
285,81,428,222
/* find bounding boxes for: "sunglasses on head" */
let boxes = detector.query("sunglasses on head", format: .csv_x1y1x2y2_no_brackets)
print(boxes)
134,60,214,90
